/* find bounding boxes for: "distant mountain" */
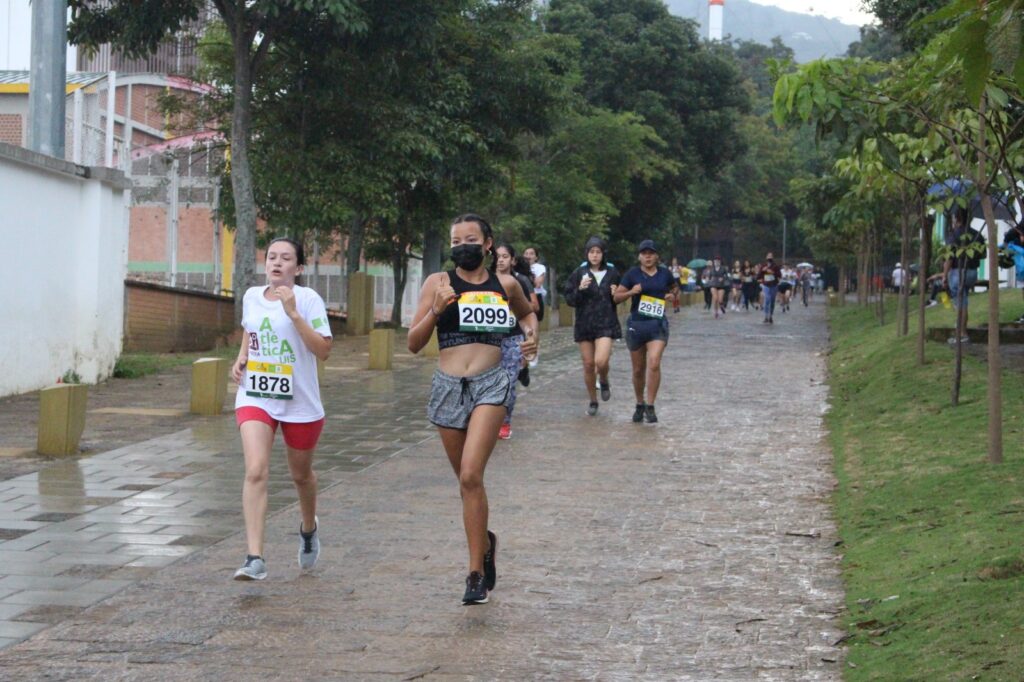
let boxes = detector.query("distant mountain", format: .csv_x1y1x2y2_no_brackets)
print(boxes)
665,0,864,62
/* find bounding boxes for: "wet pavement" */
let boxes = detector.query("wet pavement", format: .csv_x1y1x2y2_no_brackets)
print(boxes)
0,301,844,679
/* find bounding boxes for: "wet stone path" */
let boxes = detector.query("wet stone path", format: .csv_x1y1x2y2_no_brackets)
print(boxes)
0,302,844,679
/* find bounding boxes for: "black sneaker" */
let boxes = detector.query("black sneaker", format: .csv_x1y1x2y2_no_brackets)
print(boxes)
632,403,646,423
462,571,489,605
600,382,611,402
644,404,658,423
483,531,497,591
587,402,599,416
518,366,530,387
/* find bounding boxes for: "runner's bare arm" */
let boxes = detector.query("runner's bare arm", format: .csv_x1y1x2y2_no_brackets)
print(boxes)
408,272,454,354
613,283,641,303
231,333,249,384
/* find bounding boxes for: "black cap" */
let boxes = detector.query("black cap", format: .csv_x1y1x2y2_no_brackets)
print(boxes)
637,239,658,253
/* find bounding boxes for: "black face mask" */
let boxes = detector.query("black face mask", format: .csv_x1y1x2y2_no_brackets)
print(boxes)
450,243,485,271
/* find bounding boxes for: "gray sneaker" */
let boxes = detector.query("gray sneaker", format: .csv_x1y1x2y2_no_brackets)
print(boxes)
298,516,320,570
233,555,267,581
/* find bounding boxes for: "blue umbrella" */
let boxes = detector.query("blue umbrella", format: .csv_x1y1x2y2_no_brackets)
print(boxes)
927,178,1016,221
687,258,708,269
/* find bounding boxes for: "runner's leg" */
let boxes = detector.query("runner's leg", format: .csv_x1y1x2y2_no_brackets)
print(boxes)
630,347,647,403
644,340,667,405
285,446,317,533
240,421,275,557
440,405,505,573
579,340,598,403
594,337,613,387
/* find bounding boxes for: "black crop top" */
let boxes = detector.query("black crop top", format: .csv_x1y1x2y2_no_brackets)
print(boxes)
436,269,515,350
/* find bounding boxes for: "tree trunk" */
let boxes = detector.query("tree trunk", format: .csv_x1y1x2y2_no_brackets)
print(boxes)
917,198,931,365
976,95,1002,464
390,245,409,328
899,195,911,337
229,25,258,324
422,227,443,278
952,279,967,407
346,214,365,274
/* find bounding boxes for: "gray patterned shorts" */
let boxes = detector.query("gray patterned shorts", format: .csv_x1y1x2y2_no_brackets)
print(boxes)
427,364,511,430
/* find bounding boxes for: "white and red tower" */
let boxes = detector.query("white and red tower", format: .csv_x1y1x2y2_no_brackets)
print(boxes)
709,0,724,41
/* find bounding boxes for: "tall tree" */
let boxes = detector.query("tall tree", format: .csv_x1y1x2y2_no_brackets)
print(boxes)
68,0,367,320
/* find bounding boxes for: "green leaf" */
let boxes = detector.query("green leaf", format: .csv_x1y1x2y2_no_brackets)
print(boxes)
877,135,901,170
960,20,994,106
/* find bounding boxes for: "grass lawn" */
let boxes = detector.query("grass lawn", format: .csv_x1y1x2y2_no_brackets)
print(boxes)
112,344,238,379
827,289,1024,680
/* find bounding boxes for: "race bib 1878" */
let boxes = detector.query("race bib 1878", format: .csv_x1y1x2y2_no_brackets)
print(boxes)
638,295,666,319
246,360,294,400
458,292,515,333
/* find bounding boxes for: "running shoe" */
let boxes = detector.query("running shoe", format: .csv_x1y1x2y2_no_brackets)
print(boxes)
587,402,599,416
518,366,531,387
233,555,267,581
462,571,489,605
484,531,498,590
769,317,774,324
644,404,658,424
298,516,320,570
498,423,512,440
632,403,646,423
600,382,611,402
947,335,971,345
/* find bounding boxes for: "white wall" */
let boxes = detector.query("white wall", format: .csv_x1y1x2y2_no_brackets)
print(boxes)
1,141,128,397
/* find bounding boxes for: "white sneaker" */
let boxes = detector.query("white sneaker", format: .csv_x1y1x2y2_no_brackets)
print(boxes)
298,516,320,570
528,356,539,368
233,555,268,581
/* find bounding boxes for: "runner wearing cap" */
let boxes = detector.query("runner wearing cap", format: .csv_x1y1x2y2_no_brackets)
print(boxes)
564,236,622,416
614,239,678,424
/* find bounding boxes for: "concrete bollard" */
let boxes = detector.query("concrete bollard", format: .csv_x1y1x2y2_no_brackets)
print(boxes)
369,328,395,370
346,272,375,336
37,383,88,456
190,357,228,416
422,330,440,358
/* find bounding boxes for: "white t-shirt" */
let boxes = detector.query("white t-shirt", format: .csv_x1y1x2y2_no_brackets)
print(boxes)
530,262,547,296
892,268,905,287
235,285,332,422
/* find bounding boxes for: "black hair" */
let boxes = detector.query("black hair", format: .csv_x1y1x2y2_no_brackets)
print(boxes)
490,241,532,279
451,213,494,243
268,237,306,266
583,236,608,270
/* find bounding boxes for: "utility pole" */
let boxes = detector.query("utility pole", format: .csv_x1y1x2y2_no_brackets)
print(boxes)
27,0,68,158
782,217,788,264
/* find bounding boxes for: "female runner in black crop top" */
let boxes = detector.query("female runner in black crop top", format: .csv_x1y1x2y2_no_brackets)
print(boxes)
408,214,538,605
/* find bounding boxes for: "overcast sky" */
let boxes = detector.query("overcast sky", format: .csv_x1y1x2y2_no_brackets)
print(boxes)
1,0,875,72
748,0,876,26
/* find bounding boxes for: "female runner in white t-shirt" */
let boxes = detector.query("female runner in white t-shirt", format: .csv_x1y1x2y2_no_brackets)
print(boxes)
229,237,333,581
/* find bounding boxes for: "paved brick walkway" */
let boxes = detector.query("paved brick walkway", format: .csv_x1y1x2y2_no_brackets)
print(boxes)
0,302,844,679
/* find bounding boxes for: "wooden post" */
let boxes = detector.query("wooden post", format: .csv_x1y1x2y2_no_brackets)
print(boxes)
37,384,87,456
317,357,325,388
347,272,375,336
369,328,395,370
539,303,550,332
190,357,228,416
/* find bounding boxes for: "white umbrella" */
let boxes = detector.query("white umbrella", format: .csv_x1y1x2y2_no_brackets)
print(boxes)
797,262,813,269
